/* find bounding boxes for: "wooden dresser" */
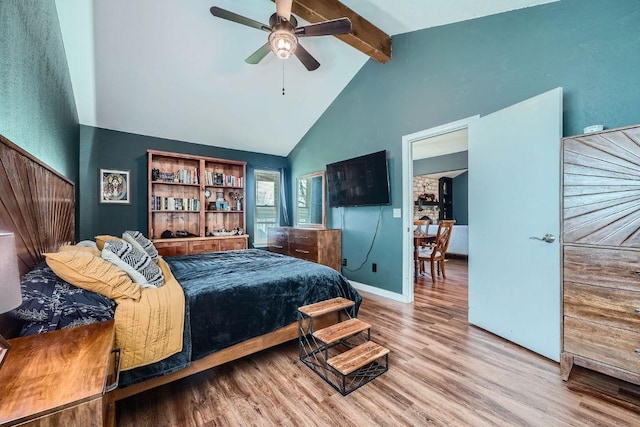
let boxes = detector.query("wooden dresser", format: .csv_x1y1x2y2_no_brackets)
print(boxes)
267,227,342,272
0,321,118,427
561,124,640,385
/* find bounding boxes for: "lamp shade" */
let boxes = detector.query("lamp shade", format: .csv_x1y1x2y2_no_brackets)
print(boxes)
269,29,298,59
0,233,22,314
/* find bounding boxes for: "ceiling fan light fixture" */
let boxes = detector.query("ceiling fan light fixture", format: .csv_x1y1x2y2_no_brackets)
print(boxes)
269,29,297,59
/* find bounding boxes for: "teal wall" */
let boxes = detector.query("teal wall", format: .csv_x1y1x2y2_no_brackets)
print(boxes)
288,0,640,293
0,1,78,182
452,172,468,226
79,126,288,244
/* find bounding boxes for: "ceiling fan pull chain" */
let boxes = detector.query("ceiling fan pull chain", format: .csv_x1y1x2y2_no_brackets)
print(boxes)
282,61,286,95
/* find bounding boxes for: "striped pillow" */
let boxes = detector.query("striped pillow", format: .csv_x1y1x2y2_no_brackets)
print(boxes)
123,230,159,262
102,240,164,288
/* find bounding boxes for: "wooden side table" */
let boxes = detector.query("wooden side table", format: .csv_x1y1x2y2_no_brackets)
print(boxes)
0,320,117,427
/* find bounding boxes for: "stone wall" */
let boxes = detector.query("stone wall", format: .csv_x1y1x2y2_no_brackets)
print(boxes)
413,175,439,221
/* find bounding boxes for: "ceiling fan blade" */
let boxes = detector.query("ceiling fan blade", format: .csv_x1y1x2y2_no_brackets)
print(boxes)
245,42,272,65
210,7,270,32
296,18,352,37
294,43,320,71
275,0,293,21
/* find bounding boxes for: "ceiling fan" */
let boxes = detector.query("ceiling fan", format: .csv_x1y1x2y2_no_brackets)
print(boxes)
210,0,352,71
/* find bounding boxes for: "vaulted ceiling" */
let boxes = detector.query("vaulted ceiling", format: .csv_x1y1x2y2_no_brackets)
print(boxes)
55,0,557,156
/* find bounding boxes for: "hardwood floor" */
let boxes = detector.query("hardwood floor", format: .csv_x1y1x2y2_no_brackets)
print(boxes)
117,260,640,426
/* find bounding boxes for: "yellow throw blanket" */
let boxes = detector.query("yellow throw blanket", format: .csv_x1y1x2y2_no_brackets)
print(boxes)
114,258,185,371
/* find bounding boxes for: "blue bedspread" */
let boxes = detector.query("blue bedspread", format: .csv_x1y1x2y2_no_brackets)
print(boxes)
119,249,361,387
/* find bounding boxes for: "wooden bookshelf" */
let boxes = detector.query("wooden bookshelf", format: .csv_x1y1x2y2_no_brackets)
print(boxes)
147,149,248,255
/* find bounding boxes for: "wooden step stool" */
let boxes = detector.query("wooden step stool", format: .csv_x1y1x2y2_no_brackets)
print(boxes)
298,297,389,395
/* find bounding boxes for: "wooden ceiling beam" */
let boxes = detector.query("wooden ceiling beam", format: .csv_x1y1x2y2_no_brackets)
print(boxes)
272,0,392,63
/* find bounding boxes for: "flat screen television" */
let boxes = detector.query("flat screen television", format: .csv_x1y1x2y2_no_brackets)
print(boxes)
326,150,391,207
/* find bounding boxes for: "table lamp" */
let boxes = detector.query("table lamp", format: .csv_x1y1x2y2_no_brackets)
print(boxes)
0,232,22,368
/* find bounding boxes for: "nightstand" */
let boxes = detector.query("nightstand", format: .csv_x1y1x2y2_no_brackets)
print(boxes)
0,320,118,427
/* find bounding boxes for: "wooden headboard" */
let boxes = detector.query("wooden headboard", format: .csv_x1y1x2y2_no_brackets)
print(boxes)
0,133,75,337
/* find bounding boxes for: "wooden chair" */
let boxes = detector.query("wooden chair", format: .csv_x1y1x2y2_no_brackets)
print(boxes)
413,219,431,236
413,219,433,277
417,220,455,283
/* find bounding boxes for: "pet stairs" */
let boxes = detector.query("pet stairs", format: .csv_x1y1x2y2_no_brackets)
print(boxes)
298,297,389,395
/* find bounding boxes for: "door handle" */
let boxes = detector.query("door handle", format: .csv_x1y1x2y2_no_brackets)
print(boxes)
529,234,555,243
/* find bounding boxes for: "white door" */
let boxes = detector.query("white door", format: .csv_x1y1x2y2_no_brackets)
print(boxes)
468,88,562,361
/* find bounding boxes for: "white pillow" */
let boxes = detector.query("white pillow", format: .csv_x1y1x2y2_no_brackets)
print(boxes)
76,240,99,250
102,240,164,288
122,230,159,262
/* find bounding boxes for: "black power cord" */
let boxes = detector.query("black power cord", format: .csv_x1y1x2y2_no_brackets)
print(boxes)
342,206,383,273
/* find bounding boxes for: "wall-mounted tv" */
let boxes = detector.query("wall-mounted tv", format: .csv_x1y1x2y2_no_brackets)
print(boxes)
326,150,391,207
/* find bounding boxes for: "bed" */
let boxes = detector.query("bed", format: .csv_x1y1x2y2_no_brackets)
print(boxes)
0,133,361,403
118,249,361,389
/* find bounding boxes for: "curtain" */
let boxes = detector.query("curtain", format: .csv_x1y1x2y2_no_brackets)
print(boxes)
279,167,290,226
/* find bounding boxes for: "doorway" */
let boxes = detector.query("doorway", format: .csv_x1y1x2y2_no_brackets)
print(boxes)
401,116,478,303
401,88,563,361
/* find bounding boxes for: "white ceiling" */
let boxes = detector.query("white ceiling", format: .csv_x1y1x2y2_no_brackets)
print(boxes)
55,0,557,157
412,128,468,160
420,169,468,180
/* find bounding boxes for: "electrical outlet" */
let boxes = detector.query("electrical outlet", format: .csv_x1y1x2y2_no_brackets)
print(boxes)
342,258,347,266
372,263,377,272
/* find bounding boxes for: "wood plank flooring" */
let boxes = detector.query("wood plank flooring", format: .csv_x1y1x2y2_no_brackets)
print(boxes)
117,260,640,426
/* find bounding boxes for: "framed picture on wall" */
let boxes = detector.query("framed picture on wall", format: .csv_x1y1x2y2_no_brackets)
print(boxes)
100,169,130,204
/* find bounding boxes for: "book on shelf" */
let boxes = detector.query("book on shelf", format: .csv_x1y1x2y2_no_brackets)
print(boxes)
151,196,200,211
227,175,244,187
203,172,243,188
153,168,199,184
177,169,198,184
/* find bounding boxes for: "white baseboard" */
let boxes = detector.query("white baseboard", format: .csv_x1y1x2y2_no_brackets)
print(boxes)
348,280,410,303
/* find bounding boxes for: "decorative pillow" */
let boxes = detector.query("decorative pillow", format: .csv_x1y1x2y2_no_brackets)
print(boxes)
122,230,159,262
55,281,116,329
45,250,141,301
76,240,99,251
9,262,60,327
9,262,116,336
59,244,101,257
102,240,164,288
95,235,122,250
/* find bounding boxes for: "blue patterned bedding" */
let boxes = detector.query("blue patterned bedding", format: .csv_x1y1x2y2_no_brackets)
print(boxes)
119,249,361,387
10,262,116,336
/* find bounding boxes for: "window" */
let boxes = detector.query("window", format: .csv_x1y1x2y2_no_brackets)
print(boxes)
254,170,280,246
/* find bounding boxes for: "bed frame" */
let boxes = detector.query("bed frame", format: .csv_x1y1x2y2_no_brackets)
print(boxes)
111,314,337,400
0,135,75,275
0,134,75,338
0,133,338,403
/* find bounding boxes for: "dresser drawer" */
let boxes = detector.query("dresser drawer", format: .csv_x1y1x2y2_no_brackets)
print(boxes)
564,245,640,292
154,241,189,256
564,316,640,374
268,244,288,255
289,230,318,246
267,236,288,249
218,237,247,251
564,282,640,332
188,239,220,254
289,243,318,262
268,228,288,244
267,229,287,252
